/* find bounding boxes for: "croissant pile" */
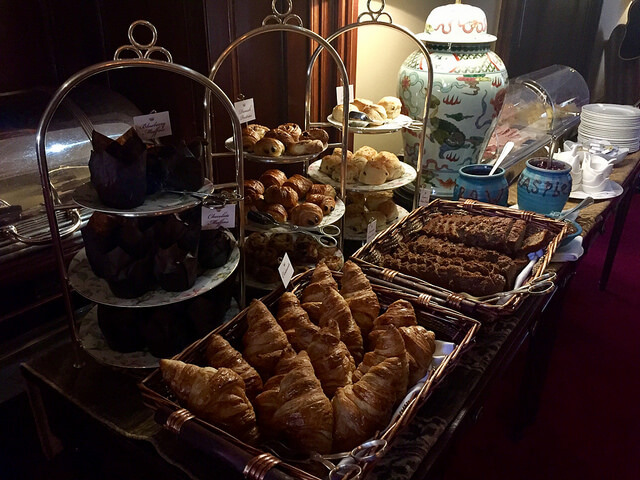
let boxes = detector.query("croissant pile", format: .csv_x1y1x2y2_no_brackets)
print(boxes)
245,168,337,227
243,123,329,158
159,260,437,455
320,146,404,186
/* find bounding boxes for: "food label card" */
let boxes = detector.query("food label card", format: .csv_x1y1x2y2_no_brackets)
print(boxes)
202,204,236,229
234,98,256,124
419,186,431,207
336,85,354,105
278,253,294,287
366,219,377,244
134,111,172,140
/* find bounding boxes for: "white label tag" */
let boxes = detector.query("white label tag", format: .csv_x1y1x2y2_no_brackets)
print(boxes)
336,85,354,105
278,253,295,287
201,204,236,229
133,111,172,140
234,99,256,123
419,187,431,207
366,219,377,244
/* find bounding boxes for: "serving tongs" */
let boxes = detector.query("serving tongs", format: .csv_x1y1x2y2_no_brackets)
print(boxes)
164,188,242,207
247,210,340,247
462,271,557,303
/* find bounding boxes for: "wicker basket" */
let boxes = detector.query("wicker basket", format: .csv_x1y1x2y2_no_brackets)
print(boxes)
139,267,480,480
351,199,568,321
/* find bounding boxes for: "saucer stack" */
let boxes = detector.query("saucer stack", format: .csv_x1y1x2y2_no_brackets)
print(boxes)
578,103,640,152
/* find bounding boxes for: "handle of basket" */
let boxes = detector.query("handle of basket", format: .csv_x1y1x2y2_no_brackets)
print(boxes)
155,407,296,480
1,208,83,245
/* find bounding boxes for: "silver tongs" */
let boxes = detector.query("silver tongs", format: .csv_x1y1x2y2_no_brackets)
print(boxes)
247,210,340,247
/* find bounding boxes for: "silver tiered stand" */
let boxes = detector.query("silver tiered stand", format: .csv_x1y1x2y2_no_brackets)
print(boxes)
35,20,245,367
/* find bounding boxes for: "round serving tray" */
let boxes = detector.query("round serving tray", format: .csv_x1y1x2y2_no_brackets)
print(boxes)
78,300,240,370
344,204,410,241
68,236,240,308
73,179,214,217
307,160,417,192
327,113,413,134
225,137,328,164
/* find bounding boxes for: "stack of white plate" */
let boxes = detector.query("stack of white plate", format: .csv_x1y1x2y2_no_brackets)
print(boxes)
578,103,640,152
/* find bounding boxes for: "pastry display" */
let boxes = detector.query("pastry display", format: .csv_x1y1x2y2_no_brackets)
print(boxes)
236,123,328,158
244,168,342,228
157,260,442,456
329,96,403,128
318,146,404,186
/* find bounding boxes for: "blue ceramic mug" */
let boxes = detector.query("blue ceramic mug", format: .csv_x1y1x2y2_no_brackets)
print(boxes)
453,164,509,206
517,158,572,214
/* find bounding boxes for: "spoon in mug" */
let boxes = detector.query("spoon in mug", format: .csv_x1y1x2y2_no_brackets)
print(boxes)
489,141,515,176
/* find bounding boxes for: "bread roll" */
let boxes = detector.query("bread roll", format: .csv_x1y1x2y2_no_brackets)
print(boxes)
290,202,323,227
377,96,402,119
259,169,287,188
254,137,285,157
264,185,299,208
286,139,324,156
277,123,302,141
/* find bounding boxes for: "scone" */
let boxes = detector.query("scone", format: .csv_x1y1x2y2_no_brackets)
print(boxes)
377,96,402,119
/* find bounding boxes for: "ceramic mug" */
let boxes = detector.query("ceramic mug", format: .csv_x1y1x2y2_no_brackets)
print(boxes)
453,164,509,206
517,158,572,214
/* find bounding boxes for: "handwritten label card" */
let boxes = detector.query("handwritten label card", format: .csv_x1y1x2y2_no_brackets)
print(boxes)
234,98,256,124
134,111,172,140
202,204,236,230
419,187,431,207
366,218,377,244
278,253,294,287
336,85,354,105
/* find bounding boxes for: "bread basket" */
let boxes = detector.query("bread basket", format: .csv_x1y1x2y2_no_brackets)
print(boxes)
139,267,479,480
351,199,568,321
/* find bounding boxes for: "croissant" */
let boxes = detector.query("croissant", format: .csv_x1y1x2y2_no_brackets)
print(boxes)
283,174,313,197
355,325,409,403
332,356,402,452
271,351,333,454
259,169,287,188
319,287,364,364
307,318,355,397
264,185,299,209
301,260,338,303
340,261,380,338
372,299,418,329
242,299,292,378
308,183,336,199
301,301,323,323
205,334,263,400
253,374,286,434
160,359,259,444
290,202,323,227
244,179,265,197
276,292,320,351
400,325,436,385
306,194,336,215
265,203,288,223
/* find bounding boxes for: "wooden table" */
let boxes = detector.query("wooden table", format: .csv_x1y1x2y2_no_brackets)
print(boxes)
21,153,640,480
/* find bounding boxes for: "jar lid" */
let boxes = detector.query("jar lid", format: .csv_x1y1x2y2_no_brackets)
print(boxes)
417,3,497,44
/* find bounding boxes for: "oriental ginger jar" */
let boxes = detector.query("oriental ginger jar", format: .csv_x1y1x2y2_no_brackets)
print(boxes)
398,3,508,198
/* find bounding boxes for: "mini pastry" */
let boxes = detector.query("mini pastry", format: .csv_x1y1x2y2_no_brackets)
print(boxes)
309,184,336,198
265,203,288,223
242,129,262,152
264,185,299,209
254,137,285,157
300,128,329,145
277,123,302,141
332,104,359,123
377,96,402,119
264,128,296,148
290,202,323,227
259,169,287,188
246,124,270,137
361,104,387,126
286,139,324,156
306,194,336,215
244,179,265,197
351,98,374,111
283,174,313,197
353,145,378,162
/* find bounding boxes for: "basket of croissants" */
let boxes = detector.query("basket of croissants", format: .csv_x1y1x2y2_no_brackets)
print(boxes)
245,169,339,227
139,260,479,480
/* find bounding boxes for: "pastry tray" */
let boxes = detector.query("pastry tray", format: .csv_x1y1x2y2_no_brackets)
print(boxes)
139,268,479,480
351,199,568,321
